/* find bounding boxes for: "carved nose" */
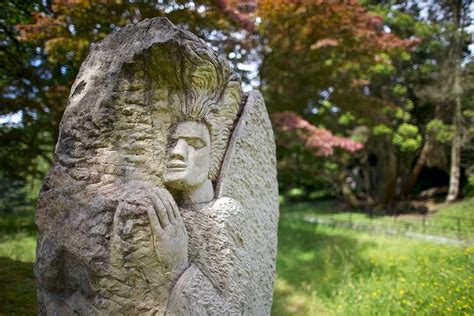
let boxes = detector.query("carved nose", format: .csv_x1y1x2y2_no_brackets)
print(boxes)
171,138,187,161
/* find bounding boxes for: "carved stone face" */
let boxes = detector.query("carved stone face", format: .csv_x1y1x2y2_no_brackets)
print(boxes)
164,121,211,191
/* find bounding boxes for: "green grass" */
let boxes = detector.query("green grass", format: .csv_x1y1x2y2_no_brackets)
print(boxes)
430,199,474,235
1,201,473,315
282,198,474,239
0,257,36,315
0,214,37,262
0,213,37,314
273,217,474,315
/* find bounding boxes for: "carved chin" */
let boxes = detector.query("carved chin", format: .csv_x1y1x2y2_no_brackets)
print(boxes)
164,170,208,191
164,171,193,191
164,171,187,189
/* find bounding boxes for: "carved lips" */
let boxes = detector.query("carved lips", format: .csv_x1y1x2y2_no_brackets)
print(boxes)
167,160,187,171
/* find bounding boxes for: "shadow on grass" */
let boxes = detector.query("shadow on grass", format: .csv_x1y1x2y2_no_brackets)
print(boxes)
272,217,376,315
0,256,36,315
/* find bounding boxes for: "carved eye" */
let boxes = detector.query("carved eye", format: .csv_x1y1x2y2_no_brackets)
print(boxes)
169,138,178,148
188,139,205,149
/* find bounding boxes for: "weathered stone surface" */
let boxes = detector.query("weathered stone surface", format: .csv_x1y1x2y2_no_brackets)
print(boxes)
216,90,279,314
35,17,279,315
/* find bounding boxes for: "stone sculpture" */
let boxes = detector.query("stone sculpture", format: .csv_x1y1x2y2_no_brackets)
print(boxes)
35,17,279,315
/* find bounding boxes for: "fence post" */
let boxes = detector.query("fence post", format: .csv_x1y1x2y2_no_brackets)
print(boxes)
422,215,426,234
393,214,397,233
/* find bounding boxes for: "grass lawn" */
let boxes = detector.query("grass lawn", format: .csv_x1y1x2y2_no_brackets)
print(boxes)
1,201,473,315
0,214,37,315
273,216,473,315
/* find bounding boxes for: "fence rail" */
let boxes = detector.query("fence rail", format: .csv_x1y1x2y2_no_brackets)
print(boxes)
286,211,474,244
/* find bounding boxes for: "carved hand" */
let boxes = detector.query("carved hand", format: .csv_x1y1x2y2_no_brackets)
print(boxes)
109,185,188,306
147,188,189,282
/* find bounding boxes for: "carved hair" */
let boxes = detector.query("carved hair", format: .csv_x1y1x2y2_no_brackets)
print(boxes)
55,21,242,185
174,46,242,181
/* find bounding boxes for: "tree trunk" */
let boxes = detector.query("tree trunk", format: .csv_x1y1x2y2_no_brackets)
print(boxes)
401,140,433,197
375,137,398,209
362,159,375,206
446,73,462,201
446,0,464,202
337,172,361,209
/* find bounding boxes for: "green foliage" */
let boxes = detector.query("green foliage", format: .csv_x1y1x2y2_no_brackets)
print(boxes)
400,51,411,62
463,176,474,198
464,110,474,120
0,0,55,184
392,123,422,152
0,175,30,215
338,112,356,126
276,144,339,200
287,188,305,200
427,119,454,143
394,108,411,121
392,84,407,96
405,99,414,111
370,53,395,76
323,161,339,172
373,124,392,136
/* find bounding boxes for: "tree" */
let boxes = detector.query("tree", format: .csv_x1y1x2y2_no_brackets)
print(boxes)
0,0,54,212
272,111,364,205
4,0,472,211
1,0,54,179
255,0,416,208
444,0,470,201
371,0,473,202
2,0,252,182
256,0,472,208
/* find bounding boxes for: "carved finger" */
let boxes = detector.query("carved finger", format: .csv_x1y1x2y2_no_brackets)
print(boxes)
110,202,128,259
155,188,176,225
164,191,182,223
146,204,163,237
161,189,181,223
150,192,170,228
164,199,177,225
171,200,181,223
112,202,126,238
